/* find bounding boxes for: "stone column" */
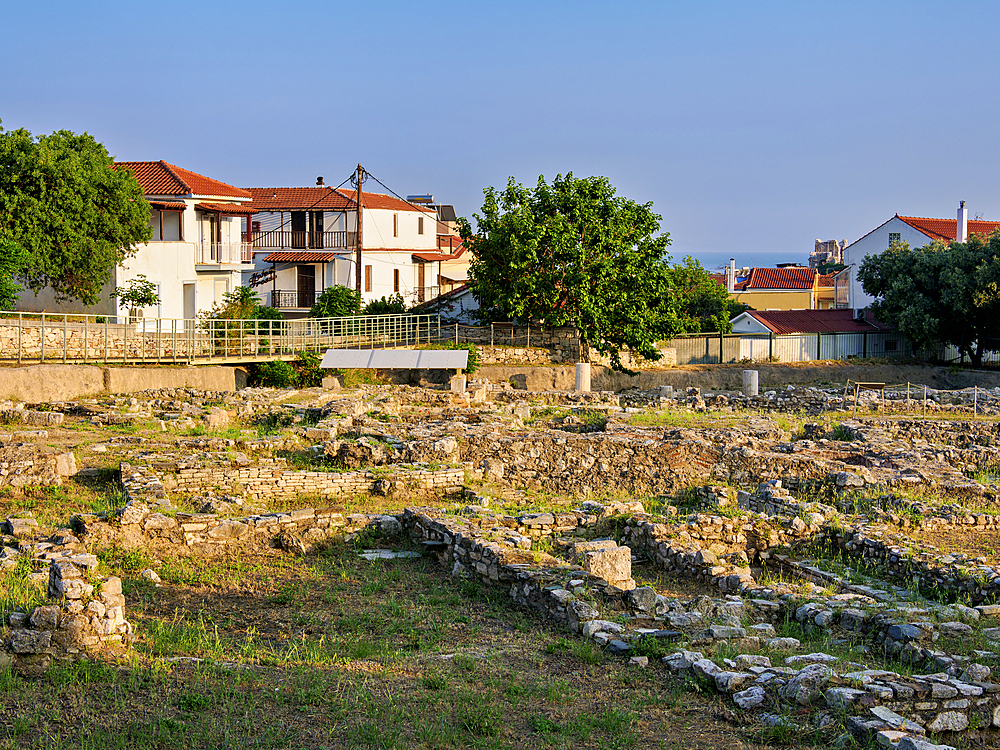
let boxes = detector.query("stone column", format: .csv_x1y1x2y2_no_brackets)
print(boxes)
742,369,759,397
575,363,591,392
450,374,467,394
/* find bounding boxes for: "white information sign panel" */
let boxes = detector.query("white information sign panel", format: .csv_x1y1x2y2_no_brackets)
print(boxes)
320,348,468,370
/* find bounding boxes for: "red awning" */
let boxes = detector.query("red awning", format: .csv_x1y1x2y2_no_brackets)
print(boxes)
262,252,340,263
148,200,186,211
196,201,256,216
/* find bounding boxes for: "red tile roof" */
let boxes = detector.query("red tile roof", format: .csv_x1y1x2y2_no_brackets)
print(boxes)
262,252,340,263
817,273,836,287
708,273,727,287
412,244,467,263
744,309,886,334
742,267,817,290
196,202,256,215
114,161,251,199
246,186,434,213
897,215,1000,242
247,187,354,211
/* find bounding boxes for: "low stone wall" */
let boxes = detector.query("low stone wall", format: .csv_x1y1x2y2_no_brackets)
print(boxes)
2,557,130,675
76,501,392,554
160,460,465,502
0,443,76,490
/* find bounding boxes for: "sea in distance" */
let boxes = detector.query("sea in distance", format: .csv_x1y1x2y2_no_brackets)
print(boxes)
672,250,810,272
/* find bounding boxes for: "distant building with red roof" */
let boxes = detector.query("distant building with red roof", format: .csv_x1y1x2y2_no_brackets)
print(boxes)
730,309,906,360
839,202,1000,311
717,260,834,310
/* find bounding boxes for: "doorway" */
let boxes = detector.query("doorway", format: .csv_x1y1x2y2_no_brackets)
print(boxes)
297,265,316,308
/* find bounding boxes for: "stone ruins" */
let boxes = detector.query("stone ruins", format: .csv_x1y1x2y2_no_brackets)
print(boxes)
5,376,1000,749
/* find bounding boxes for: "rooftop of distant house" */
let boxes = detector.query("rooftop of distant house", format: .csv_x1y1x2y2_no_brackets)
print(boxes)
736,308,889,334
114,161,250,199
246,186,435,213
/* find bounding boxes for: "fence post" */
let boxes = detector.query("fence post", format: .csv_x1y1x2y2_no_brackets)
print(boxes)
923,386,927,417
768,332,773,361
83,315,88,363
816,332,821,361
974,385,978,416
719,331,723,364
527,323,530,348
863,332,868,358
104,315,108,362
40,313,45,363
491,322,494,348
17,312,22,364
62,315,68,363
455,323,459,344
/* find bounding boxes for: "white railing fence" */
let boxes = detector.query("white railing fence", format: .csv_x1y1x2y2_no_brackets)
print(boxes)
0,311,442,364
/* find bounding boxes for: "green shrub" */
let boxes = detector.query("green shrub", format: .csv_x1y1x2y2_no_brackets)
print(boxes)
421,341,480,374
309,285,361,318
363,294,407,315
292,350,323,387
252,360,296,387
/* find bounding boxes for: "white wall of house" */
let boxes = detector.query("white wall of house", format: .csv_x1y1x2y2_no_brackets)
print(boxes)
843,217,934,310
350,207,437,250
16,194,249,320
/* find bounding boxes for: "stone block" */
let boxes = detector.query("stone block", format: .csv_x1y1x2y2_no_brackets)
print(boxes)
11,629,52,653
583,545,631,585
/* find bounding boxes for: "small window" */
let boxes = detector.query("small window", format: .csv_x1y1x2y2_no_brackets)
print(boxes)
884,339,898,352
888,232,901,247
393,213,398,237
393,268,399,293
365,265,372,293
418,216,424,235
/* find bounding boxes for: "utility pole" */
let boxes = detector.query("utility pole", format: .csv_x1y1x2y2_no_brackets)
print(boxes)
355,163,364,297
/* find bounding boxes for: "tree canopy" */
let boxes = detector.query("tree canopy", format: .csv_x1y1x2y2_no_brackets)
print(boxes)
858,235,1000,366
0,123,151,305
461,173,728,370
0,238,28,310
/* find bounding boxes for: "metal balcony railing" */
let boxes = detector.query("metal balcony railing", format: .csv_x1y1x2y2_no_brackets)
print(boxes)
196,242,252,264
242,231,356,250
269,290,321,309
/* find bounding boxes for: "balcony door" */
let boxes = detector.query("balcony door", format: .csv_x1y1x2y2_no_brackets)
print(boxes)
291,212,306,249
201,214,218,260
297,265,315,308
310,211,324,248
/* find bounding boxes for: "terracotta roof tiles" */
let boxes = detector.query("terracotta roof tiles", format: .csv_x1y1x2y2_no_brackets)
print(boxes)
897,215,1000,242
742,267,817,290
114,161,250,199
745,309,886,334
246,186,435,213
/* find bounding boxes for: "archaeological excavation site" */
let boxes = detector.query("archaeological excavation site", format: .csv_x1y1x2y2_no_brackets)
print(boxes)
4,365,1000,749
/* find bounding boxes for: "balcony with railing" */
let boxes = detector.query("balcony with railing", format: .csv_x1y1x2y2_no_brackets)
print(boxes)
242,230,356,250
196,242,252,265
268,289,320,309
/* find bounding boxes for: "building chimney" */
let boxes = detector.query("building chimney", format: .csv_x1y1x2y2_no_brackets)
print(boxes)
316,176,325,186
727,258,736,293
958,200,968,243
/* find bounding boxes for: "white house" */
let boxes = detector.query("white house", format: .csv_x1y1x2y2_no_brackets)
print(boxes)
16,160,254,321
244,180,463,316
836,202,1000,311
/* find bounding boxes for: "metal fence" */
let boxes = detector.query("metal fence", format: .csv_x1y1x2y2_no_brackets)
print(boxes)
662,330,914,365
0,311,442,365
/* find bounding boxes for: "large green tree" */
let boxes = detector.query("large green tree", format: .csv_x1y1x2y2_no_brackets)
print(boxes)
461,173,724,370
0,123,151,304
858,235,1000,366
0,238,28,310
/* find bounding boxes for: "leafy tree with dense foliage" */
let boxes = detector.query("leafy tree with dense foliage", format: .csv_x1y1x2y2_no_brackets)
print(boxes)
309,285,361,318
0,123,151,304
858,236,1000,366
461,173,724,370
0,238,28,310
662,256,737,333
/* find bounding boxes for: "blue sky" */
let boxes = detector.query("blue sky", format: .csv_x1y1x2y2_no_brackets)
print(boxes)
4,0,999,270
